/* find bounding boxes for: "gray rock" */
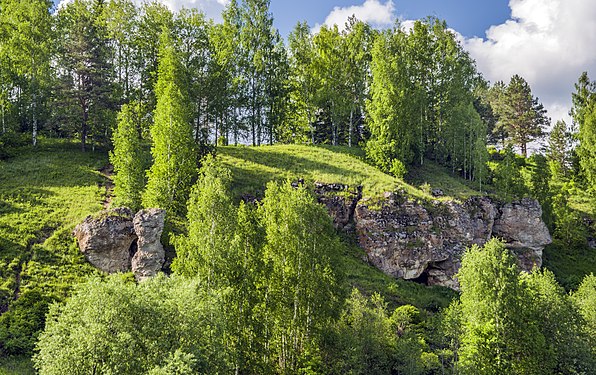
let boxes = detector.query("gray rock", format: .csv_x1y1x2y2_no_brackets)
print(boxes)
315,183,552,290
131,208,166,281
73,208,136,273
74,207,166,281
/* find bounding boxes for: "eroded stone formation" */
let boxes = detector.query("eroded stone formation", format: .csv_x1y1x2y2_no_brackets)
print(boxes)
317,185,552,290
73,208,165,281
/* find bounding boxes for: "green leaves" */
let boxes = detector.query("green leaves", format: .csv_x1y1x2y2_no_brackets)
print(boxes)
142,28,196,217
110,103,148,211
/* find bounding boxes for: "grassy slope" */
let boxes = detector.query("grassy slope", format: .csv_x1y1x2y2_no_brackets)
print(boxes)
0,139,106,372
219,144,481,202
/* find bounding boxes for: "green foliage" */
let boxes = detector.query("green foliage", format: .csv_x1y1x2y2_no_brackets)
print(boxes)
171,155,236,279
366,19,486,183
491,74,549,157
110,103,148,211
457,239,549,374
389,159,407,179
323,289,439,375
524,269,595,373
490,146,528,201
572,274,596,346
578,100,596,195
142,28,196,216
260,181,342,372
33,274,231,374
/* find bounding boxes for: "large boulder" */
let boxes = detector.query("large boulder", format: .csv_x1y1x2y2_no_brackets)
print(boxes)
73,208,136,273
74,207,166,280
131,208,166,281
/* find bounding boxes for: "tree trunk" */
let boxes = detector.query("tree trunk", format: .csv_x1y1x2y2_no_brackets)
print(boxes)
1,101,5,135
349,108,353,147
32,92,37,147
81,105,88,152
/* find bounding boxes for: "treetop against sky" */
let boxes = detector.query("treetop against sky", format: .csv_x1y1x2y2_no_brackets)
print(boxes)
52,0,596,126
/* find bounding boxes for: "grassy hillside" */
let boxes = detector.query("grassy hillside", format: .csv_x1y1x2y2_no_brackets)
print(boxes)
0,139,107,371
219,144,482,201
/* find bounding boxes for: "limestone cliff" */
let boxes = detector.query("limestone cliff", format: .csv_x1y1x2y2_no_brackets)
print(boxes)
316,184,552,289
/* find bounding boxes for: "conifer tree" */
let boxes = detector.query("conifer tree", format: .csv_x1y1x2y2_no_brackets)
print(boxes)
572,73,596,194
142,28,195,215
110,103,147,211
497,75,549,157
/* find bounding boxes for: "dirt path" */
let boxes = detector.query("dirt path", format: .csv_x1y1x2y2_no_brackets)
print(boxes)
99,164,114,209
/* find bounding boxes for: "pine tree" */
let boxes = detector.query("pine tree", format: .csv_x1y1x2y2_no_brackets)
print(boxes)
142,28,195,216
497,75,549,157
110,103,147,211
56,0,116,151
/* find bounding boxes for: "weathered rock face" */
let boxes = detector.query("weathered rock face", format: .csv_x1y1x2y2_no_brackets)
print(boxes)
317,186,552,290
132,209,166,281
73,208,136,273
74,208,166,280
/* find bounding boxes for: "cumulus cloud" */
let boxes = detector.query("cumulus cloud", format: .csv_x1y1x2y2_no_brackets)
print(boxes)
463,0,596,123
313,0,396,33
58,0,228,21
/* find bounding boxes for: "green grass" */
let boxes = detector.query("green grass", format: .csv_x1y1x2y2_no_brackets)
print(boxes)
340,241,457,311
406,159,484,201
0,356,34,375
0,138,105,356
218,144,481,202
543,240,596,291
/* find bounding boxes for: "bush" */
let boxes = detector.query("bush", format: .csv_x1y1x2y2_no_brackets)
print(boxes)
390,158,407,179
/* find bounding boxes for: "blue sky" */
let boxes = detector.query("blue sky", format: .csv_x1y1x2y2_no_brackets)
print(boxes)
270,0,510,39
54,0,596,125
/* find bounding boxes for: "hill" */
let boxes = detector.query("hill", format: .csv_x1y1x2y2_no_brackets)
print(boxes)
0,140,107,372
219,144,483,201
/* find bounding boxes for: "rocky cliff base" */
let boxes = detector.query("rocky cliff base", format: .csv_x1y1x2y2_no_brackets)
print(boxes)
73,208,165,281
316,184,552,289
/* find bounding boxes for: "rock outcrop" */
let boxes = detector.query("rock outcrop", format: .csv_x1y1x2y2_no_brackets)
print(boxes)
74,208,166,280
131,209,166,281
317,185,552,289
73,208,136,273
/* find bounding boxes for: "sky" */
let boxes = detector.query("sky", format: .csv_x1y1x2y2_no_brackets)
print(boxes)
55,0,596,126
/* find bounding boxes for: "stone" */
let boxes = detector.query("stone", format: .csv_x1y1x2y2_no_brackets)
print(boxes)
315,183,552,290
73,207,136,273
131,208,166,281
74,207,166,281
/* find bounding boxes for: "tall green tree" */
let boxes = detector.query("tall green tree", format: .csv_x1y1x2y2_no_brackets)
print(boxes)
110,103,147,211
571,73,596,194
0,0,53,145
457,239,549,374
287,21,317,143
142,28,195,216
496,74,549,157
259,181,341,372
56,0,116,151
547,119,574,180
525,269,595,373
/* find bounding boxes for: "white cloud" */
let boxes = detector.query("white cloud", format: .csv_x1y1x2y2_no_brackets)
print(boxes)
58,0,228,21
313,0,396,33
463,0,596,124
